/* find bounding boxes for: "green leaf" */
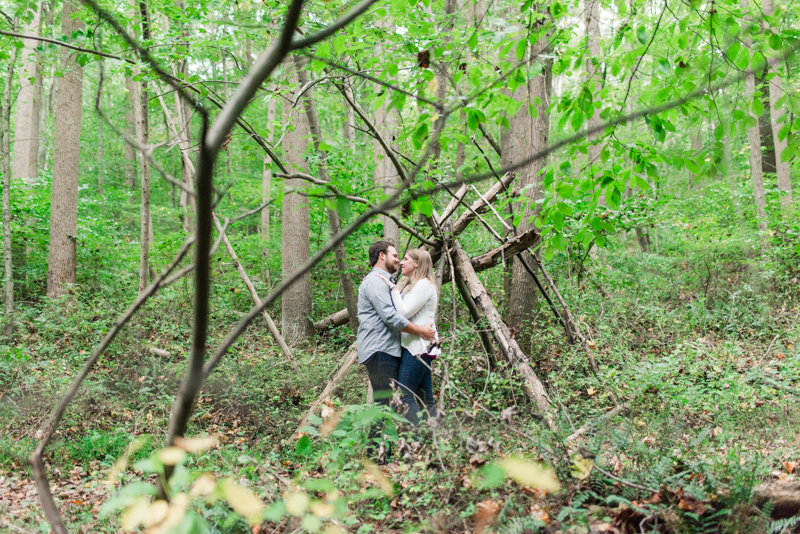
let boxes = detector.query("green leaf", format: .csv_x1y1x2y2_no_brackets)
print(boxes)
332,34,347,55
714,123,724,141
769,33,781,51
263,501,285,522
780,145,794,162
336,197,352,221
528,102,539,119
656,57,670,75
295,435,312,456
552,232,566,251
636,26,648,44
468,32,478,49
685,158,701,175
634,175,649,191
515,39,526,61
751,96,763,117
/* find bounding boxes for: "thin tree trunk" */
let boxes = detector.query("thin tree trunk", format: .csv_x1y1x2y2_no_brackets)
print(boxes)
342,83,356,153
502,22,551,352
740,0,768,245
262,95,276,239
12,2,43,185
37,4,54,173
124,77,137,190
281,64,314,345
585,0,602,166
47,0,84,298
296,59,359,334
372,19,400,245
222,54,233,178
135,0,152,294
1,42,18,333
762,0,792,215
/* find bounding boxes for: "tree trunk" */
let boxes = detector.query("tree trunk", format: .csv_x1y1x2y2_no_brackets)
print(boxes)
501,28,551,352
124,77,137,190
762,0,792,215
1,43,18,333
37,3,54,173
740,0,768,244
281,65,314,345
222,54,233,178
262,95,276,239
585,0,602,166
47,0,84,298
135,0,151,294
296,59,359,334
451,241,551,414
12,2,43,185
372,19,400,245
342,83,356,153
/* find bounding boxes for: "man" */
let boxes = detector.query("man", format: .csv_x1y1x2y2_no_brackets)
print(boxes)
357,241,435,409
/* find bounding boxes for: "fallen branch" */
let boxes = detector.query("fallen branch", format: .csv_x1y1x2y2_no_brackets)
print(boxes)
292,343,358,439
450,240,551,415
212,213,299,372
566,401,631,442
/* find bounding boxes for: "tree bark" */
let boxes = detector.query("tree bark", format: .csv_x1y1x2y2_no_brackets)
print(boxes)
740,0,768,244
762,0,792,215
584,0,602,166
281,65,314,345
501,29,551,351
342,82,357,153
372,18,400,245
1,43,18,333
297,59,359,334
262,95,276,240
47,0,84,298
12,2,43,185
451,241,551,414
135,0,151,294
124,77,137,189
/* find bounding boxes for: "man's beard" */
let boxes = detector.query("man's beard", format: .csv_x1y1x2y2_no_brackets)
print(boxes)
385,260,398,274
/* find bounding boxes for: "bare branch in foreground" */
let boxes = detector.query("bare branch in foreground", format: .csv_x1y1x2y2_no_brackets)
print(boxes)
30,237,195,534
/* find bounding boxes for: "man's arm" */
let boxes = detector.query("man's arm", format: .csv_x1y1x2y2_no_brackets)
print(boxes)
402,322,436,341
368,279,410,331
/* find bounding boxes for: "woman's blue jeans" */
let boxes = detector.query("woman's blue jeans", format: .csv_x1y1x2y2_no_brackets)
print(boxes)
398,348,436,425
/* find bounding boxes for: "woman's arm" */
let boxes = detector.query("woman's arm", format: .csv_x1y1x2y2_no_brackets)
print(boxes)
395,280,434,320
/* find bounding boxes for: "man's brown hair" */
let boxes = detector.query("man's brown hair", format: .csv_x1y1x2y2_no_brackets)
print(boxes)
368,240,395,267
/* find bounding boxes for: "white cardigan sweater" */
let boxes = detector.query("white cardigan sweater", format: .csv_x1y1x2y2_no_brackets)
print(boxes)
389,278,439,356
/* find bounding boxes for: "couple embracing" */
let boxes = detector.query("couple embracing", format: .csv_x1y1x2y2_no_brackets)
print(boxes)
356,241,440,425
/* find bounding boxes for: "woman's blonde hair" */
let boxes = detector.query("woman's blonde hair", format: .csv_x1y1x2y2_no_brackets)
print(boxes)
396,248,437,294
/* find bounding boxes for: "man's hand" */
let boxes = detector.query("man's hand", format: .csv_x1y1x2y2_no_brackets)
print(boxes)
403,322,436,341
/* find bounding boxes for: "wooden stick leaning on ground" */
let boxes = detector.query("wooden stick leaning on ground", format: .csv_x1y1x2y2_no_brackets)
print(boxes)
212,213,299,372
292,343,358,439
450,240,552,415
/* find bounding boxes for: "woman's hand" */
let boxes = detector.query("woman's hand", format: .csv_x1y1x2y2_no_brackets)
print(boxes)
374,273,396,290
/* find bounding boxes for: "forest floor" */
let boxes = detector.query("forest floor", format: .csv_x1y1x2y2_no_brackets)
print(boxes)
2,244,800,534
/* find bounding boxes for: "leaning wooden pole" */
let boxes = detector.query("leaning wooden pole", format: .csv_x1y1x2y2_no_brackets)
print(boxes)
450,240,551,415
292,343,358,439
212,213,299,372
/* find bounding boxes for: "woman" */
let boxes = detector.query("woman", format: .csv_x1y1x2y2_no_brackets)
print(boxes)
375,249,440,425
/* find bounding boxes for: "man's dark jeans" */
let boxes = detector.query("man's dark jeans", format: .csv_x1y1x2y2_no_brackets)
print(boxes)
363,351,400,407
363,351,400,459
398,348,436,425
